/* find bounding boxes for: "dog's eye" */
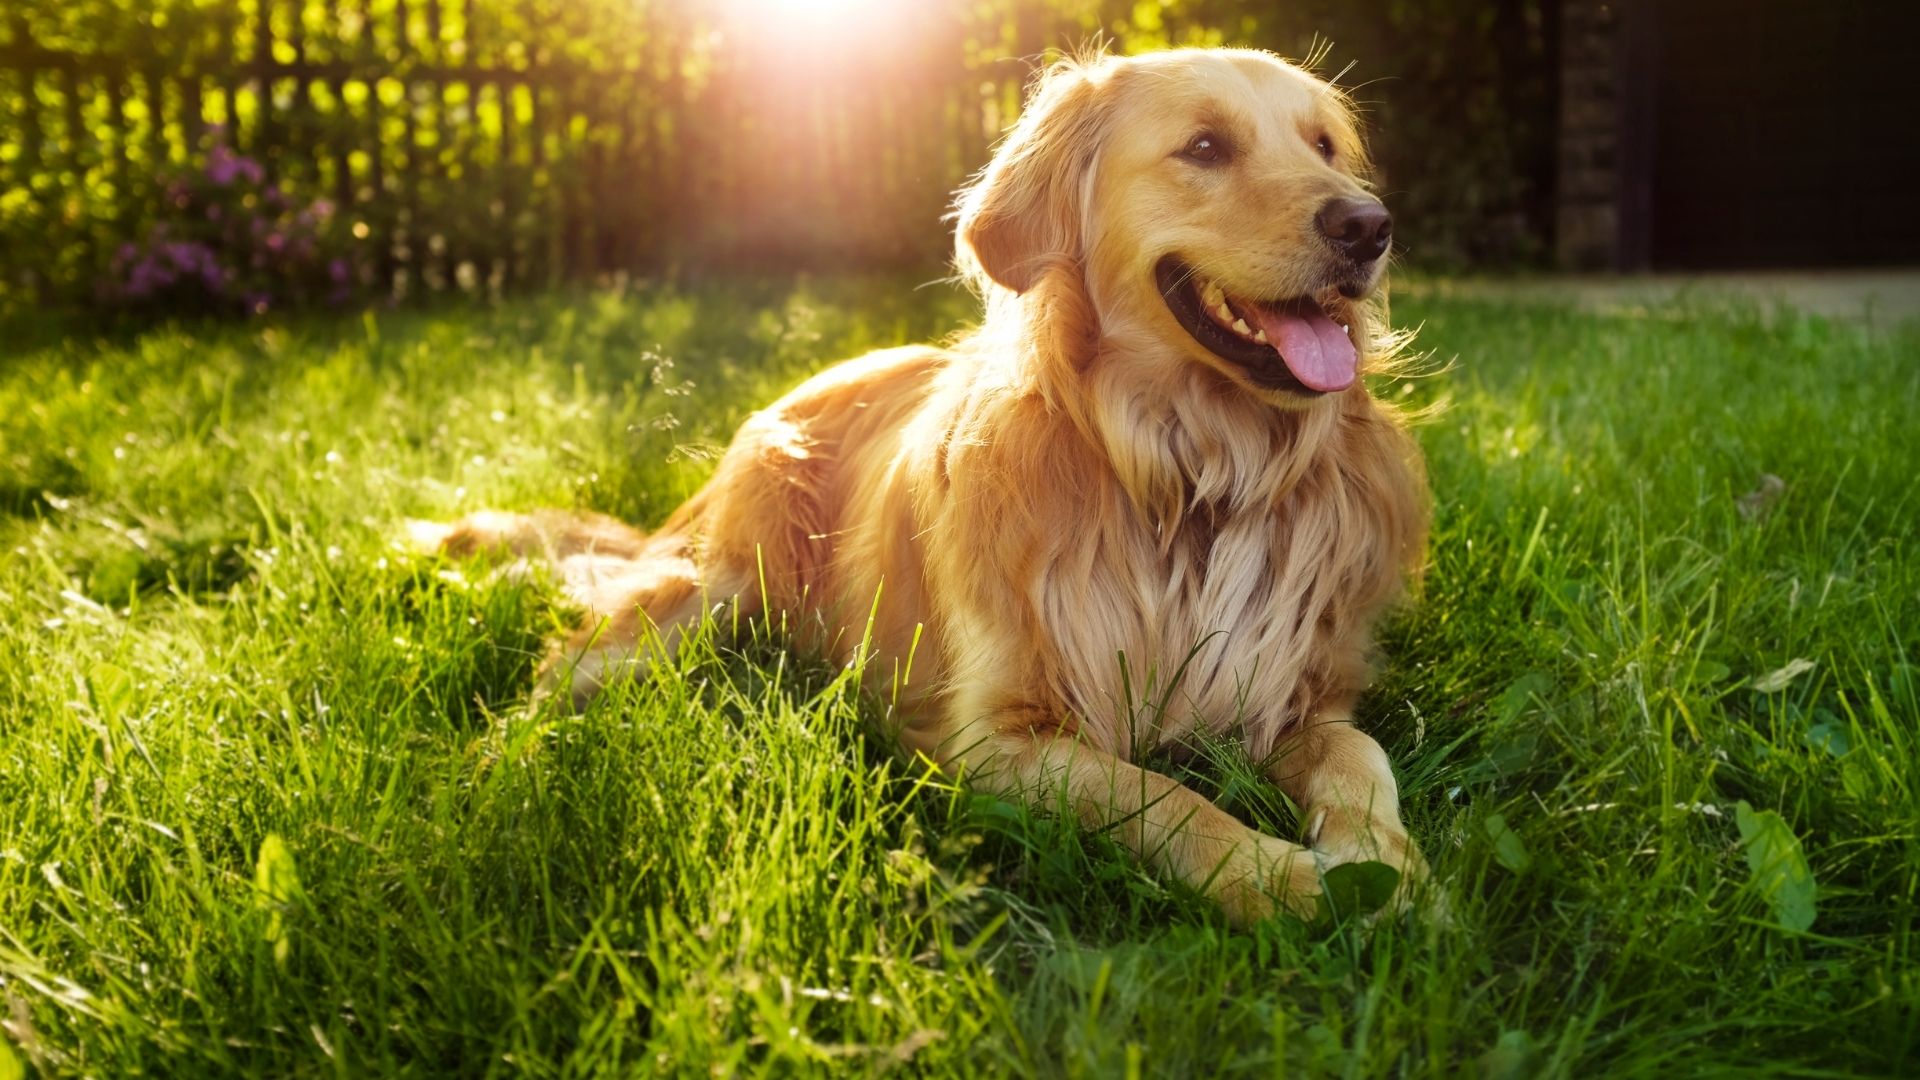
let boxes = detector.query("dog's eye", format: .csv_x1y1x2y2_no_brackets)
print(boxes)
1181,133,1226,165
1316,134,1335,162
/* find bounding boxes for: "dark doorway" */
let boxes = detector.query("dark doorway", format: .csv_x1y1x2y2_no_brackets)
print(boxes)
1642,0,1920,268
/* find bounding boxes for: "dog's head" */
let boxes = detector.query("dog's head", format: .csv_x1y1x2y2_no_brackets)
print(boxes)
955,49,1388,405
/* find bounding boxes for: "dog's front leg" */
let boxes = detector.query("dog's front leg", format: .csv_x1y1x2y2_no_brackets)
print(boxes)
1266,715,1430,910
957,716,1322,926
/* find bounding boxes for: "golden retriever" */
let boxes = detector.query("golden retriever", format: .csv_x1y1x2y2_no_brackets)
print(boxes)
414,47,1430,925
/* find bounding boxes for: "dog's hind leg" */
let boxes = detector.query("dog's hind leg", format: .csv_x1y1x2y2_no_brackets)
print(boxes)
409,508,712,708
535,551,758,710
412,511,768,710
407,508,656,609
407,508,650,564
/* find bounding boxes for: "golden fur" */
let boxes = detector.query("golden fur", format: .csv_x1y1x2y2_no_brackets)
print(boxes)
415,48,1432,924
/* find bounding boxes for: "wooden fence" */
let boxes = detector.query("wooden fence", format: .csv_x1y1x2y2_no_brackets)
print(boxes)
0,0,1083,306
2,2,1575,308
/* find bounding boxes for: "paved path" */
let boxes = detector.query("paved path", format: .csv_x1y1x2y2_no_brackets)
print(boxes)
1403,269,1920,328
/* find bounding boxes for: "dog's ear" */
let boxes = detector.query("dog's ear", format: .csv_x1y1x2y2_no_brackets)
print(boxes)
954,60,1108,294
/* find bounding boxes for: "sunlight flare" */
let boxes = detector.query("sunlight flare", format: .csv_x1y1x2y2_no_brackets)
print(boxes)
720,0,889,41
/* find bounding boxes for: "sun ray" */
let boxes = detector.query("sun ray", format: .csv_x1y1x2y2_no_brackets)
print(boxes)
719,0,892,45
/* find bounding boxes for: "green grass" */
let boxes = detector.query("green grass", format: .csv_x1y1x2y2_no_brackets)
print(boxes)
1,277,1915,1077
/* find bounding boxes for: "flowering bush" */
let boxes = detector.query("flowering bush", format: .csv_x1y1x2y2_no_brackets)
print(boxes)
107,137,370,314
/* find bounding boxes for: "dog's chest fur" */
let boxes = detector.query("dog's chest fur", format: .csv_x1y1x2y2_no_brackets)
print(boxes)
1038,475,1369,760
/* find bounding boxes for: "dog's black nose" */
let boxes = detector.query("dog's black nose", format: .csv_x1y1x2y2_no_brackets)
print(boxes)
1317,197,1392,264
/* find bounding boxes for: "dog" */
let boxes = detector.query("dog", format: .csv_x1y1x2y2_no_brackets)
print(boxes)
413,47,1431,925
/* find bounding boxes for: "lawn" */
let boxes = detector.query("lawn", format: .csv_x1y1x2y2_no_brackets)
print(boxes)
1,278,1915,1077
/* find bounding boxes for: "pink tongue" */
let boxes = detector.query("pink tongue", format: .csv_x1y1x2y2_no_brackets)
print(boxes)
1247,302,1357,392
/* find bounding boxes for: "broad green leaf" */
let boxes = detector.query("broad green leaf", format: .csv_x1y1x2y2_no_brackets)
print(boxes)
254,833,304,963
1482,732,1540,778
1751,658,1815,694
1692,660,1732,685
1484,813,1532,873
1318,860,1399,921
1481,1029,1539,1080
85,548,146,602
1734,801,1816,932
1494,673,1554,725
87,661,135,719
0,1035,23,1080
1803,721,1852,758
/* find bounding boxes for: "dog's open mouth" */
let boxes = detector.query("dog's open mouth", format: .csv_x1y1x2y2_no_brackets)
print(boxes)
1155,257,1358,395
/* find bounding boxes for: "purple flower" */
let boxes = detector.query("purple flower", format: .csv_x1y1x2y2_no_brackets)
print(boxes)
206,145,266,187
105,145,364,309
207,145,241,185
161,241,218,280
125,254,176,298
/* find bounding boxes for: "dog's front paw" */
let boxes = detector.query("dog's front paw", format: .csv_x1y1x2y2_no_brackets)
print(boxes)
1212,834,1326,927
1309,813,1435,919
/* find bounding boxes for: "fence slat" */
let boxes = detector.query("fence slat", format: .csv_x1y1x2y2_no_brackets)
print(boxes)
11,19,45,301
103,70,130,231
56,66,92,281
182,73,205,149
424,0,443,62
330,75,353,214
144,65,169,181
495,78,516,286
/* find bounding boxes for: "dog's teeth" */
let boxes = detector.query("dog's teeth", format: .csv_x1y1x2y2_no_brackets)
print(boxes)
1231,318,1253,337
1252,328,1268,343
1343,323,1352,337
